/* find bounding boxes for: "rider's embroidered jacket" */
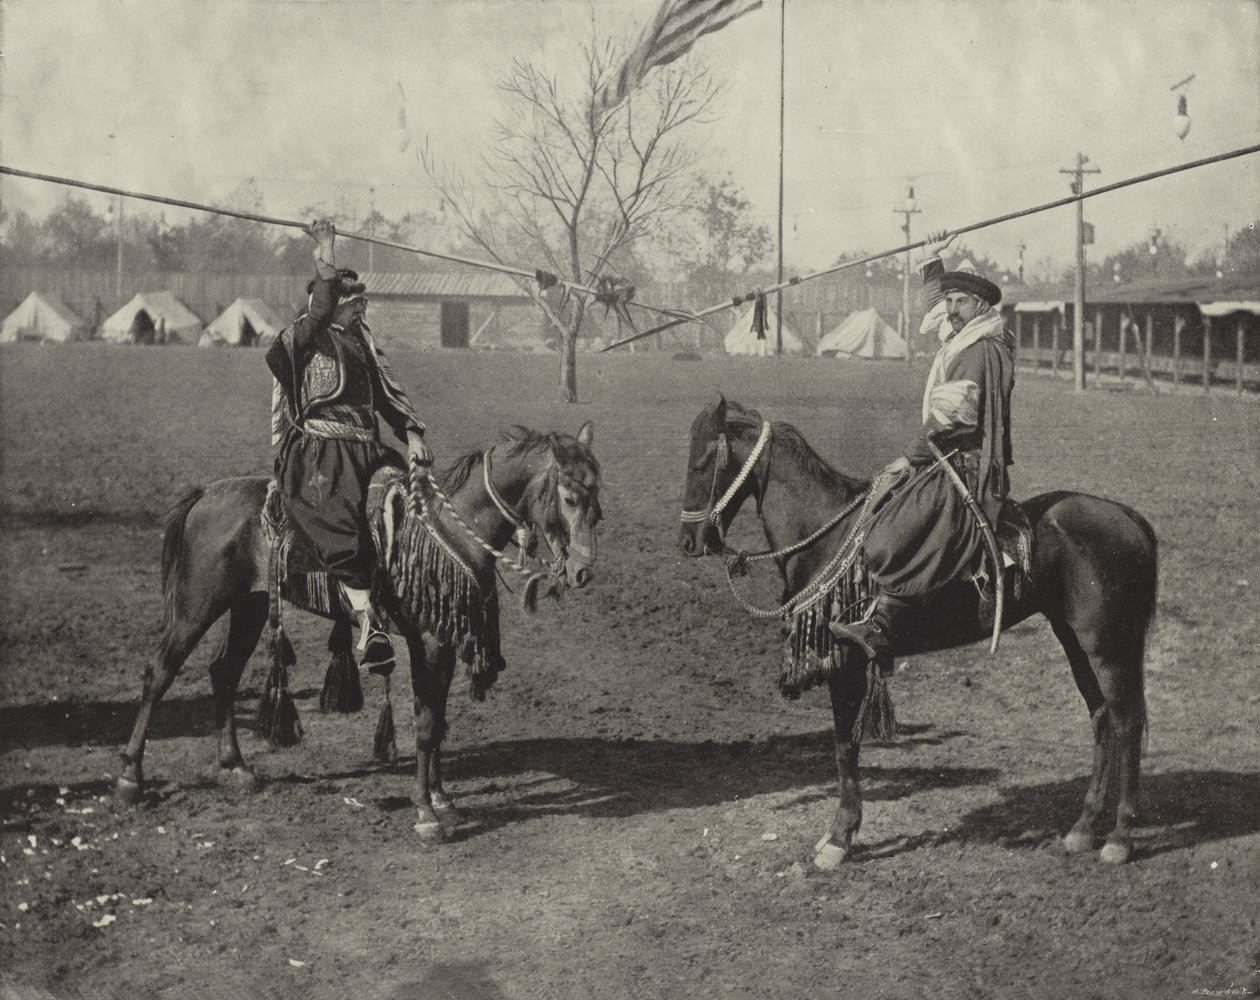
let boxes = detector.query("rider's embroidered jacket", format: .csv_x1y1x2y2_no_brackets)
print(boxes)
265,271,423,445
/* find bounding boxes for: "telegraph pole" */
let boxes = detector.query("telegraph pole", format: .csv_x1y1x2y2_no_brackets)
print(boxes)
774,0,786,355
1059,154,1100,392
896,185,921,366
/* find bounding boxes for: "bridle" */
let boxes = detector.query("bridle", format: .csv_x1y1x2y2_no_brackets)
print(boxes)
679,420,772,535
679,417,888,620
482,446,598,578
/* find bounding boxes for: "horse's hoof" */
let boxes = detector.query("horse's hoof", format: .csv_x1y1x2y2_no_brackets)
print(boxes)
813,840,850,871
414,819,449,844
223,766,261,793
1062,829,1096,854
1099,840,1131,865
114,776,143,809
432,800,463,830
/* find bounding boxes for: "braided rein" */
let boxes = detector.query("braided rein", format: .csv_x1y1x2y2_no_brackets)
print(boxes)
410,465,564,588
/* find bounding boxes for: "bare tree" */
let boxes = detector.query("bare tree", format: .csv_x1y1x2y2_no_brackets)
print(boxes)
425,40,719,402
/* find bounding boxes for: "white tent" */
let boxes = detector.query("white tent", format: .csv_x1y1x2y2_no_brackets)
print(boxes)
723,303,804,356
200,297,286,347
101,291,202,344
817,308,906,359
0,291,90,343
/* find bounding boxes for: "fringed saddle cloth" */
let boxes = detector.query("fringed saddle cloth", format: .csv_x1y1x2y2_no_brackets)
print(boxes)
262,470,507,700
776,499,1035,701
260,467,407,621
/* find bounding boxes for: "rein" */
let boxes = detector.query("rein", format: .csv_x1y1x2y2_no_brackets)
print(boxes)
413,466,564,589
722,476,888,621
681,419,886,620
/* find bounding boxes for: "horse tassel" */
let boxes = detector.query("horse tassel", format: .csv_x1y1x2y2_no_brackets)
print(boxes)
260,626,303,748
373,676,398,763
853,659,897,745
319,619,364,714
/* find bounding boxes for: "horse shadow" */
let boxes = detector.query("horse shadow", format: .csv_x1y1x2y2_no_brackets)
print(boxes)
859,768,1259,861
0,687,313,752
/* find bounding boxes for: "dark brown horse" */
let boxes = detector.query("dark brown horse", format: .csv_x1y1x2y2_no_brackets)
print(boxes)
117,422,600,842
679,397,1156,867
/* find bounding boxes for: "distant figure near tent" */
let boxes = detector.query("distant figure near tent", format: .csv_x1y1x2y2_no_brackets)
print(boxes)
101,291,202,344
0,291,89,343
817,307,906,359
200,298,285,348
723,303,804,356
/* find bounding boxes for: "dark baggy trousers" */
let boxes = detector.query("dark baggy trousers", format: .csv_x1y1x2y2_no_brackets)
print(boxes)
278,431,399,590
861,464,985,603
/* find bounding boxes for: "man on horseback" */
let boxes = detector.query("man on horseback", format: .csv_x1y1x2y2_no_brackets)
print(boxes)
830,229,1015,665
266,219,434,674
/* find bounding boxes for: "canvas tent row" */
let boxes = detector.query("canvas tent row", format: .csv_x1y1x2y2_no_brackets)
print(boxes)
101,291,202,345
723,303,804,356
200,297,286,347
0,291,89,343
817,308,906,359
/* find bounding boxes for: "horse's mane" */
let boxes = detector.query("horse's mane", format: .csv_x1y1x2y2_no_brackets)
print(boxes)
436,425,600,494
724,402,868,494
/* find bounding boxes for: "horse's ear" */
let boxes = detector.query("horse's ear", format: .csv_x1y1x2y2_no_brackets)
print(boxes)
712,393,727,427
576,420,594,448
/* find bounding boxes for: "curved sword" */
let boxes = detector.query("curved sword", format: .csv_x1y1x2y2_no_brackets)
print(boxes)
926,440,1004,655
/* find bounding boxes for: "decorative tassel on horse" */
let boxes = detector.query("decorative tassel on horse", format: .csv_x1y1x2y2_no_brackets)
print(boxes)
373,675,398,763
319,618,363,714
260,531,303,747
852,658,897,744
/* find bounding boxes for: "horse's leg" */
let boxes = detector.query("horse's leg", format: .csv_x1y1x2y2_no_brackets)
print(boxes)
427,641,460,822
116,612,217,807
1093,650,1146,865
404,629,448,843
209,592,269,791
1050,619,1109,855
814,655,866,870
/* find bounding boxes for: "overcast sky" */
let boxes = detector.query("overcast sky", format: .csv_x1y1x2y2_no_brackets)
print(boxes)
2,0,1258,274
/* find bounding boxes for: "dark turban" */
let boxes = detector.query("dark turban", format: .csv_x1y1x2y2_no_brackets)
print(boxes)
941,271,1001,306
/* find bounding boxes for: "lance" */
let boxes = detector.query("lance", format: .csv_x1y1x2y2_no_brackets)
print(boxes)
0,164,696,325
600,140,1260,352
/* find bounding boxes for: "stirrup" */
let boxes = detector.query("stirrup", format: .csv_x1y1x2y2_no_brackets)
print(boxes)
827,620,885,661
359,628,395,676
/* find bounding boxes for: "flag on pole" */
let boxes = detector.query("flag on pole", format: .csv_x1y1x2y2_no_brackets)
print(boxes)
596,0,763,114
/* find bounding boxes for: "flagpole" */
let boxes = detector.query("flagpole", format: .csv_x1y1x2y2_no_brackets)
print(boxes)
774,0,786,356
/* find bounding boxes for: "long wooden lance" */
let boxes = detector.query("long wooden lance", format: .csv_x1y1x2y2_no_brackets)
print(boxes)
0,164,697,325
600,141,1260,352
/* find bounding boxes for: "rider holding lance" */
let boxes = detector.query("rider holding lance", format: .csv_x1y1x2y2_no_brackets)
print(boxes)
266,219,434,674
830,230,1015,664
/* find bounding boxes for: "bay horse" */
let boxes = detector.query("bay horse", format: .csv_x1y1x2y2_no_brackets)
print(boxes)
116,422,600,842
679,397,1156,867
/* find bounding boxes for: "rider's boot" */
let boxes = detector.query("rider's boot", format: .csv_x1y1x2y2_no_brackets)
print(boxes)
829,593,910,673
342,585,395,676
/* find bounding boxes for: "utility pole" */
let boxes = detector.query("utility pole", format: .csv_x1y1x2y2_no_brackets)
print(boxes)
368,186,376,274
895,185,921,366
774,0,786,356
1059,154,1100,392
115,196,124,300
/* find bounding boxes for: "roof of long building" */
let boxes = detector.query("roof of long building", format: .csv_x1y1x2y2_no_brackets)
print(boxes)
362,271,532,302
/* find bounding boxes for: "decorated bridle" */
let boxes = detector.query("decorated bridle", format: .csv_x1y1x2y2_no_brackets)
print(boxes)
481,446,597,576
680,420,772,534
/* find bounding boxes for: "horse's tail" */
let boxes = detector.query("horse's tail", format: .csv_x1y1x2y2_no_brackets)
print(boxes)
1120,502,1158,743
158,487,205,639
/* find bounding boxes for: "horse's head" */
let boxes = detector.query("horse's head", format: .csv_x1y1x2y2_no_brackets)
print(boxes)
679,394,770,557
520,421,601,591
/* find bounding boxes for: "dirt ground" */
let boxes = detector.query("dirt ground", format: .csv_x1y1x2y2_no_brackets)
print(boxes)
2,344,1257,1000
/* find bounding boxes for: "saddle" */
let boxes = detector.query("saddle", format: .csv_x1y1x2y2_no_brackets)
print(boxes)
261,466,408,620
